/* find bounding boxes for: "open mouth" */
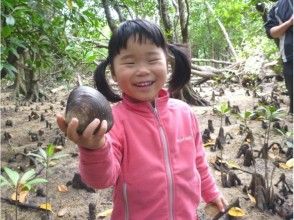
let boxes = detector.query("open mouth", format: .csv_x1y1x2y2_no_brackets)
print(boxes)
134,81,154,87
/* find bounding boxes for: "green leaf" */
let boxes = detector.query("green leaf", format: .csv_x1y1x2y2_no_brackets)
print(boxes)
27,152,44,160
3,63,17,74
19,169,36,184
84,51,97,63
275,128,286,136
0,175,12,188
46,144,55,157
3,167,19,186
216,102,230,115
25,178,48,189
6,15,15,26
39,148,48,160
1,26,12,38
244,111,252,119
10,47,20,59
75,0,85,8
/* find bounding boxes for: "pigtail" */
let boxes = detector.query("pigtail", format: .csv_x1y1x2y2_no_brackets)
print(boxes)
94,58,122,103
167,44,191,92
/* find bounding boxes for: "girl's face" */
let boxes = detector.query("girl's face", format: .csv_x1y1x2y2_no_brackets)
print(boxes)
112,37,168,103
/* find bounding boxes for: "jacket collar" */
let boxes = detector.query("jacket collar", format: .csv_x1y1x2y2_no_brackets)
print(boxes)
121,89,169,115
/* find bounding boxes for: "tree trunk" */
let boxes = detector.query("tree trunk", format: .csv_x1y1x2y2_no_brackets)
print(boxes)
166,1,209,106
178,0,189,43
101,0,117,33
113,2,126,22
204,1,238,61
14,51,43,102
157,0,174,42
169,44,210,106
171,82,210,106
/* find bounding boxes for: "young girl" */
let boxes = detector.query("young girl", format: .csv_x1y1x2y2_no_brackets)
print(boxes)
57,19,226,219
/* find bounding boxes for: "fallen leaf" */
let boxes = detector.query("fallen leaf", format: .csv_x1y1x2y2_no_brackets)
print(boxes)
39,203,53,212
11,191,29,203
279,163,291,170
57,207,68,217
49,161,57,167
58,184,68,192
97,208,113,218
204,141,215,147
228,207,246,217
247,193,256,204
226,160,240,169
286,158,294,168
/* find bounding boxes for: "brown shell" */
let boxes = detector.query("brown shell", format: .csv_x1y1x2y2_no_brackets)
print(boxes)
65,86,113,134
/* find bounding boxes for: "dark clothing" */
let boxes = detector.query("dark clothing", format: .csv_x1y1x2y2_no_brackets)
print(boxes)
264,0,293,113
283,61,293,113
264,0,293,63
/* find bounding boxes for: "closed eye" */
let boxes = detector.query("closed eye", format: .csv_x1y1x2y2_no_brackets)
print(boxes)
148,59,160,63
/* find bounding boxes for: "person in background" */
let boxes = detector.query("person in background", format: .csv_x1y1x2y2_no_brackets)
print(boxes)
265,0,293,114
57,19,227,219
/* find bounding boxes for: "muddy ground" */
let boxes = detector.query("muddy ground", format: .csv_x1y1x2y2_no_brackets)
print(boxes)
1,74,293,220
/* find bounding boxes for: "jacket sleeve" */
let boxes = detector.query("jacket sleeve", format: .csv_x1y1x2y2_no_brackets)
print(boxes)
264,4,279,39
79,122,123,189
192,113,220,203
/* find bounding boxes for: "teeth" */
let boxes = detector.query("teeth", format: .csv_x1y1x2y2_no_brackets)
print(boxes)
136,81,152,87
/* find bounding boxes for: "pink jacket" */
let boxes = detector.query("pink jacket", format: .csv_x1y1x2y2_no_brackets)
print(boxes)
79,89,220,220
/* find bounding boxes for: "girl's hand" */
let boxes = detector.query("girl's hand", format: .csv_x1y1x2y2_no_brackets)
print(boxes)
56,113,107,149
211,195,228,213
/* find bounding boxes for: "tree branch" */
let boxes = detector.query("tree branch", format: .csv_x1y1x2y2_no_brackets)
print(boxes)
192,58,233,65
67,36,108,48
204,1,238,61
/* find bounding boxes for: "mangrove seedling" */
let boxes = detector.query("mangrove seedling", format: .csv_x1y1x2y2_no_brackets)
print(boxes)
238,110,254,132
257,105,285,188
0,167,47,220
27,144,68,214
215,102,230,127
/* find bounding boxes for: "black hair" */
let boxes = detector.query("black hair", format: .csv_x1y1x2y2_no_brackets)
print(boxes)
94,19,191,102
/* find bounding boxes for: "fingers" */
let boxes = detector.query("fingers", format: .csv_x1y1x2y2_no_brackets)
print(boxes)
56,113,67,133
222,197,229,207
214,196,227,213
62,117,107,148
97,120,108,136
83,119,107,137
217,202,225,213
67,118,80,142
83,118,101,137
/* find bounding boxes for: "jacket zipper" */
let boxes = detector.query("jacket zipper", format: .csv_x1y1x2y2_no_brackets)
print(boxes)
151,105,175,220
123,183,129,220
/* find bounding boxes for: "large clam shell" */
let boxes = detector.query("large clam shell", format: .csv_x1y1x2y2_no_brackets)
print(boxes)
65,86,113,134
